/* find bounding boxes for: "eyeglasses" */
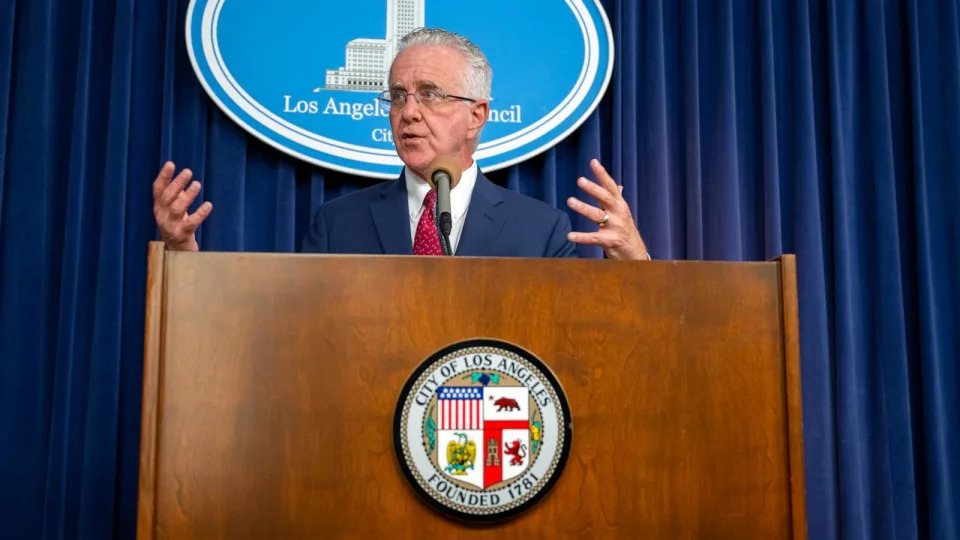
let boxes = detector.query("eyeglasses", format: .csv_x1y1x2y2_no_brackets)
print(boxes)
377,86,477,114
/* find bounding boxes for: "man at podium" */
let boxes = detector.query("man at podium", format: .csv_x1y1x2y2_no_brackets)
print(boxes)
151,28,651,261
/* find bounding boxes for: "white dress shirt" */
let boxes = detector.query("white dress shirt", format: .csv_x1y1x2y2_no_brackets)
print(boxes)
405,161,478,254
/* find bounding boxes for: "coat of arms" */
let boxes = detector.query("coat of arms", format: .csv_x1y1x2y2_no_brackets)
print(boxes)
431,384,534,490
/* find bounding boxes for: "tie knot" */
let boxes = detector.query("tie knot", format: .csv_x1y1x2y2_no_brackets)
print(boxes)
422,189,437,209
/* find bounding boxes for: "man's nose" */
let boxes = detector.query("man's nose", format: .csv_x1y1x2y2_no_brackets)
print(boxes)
399,95,423,121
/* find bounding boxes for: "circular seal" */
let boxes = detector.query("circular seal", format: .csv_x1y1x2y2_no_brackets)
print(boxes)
393,339,572,521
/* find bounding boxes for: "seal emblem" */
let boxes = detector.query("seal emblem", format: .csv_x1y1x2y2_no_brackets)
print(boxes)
394,339,572,521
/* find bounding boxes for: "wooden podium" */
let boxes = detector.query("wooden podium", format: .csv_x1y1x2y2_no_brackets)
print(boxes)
137,242,806,538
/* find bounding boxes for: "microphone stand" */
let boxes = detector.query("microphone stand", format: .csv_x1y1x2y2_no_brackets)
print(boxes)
435,194,453,256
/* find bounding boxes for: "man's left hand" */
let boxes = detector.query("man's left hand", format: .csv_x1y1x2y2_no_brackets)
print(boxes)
566,159,650,260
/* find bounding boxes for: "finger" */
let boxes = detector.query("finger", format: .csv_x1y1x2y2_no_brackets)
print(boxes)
567,196,607,224
590,159,620,193
152,162,176,200
577,176,618,209
182,202,213,232
159,168,193,206
169,181,202,218
566,230,618,246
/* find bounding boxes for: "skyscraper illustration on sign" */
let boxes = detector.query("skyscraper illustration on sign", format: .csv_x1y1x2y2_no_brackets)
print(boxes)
325,0,426,91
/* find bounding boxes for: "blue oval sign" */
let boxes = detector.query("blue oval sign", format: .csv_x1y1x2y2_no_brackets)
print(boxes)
186,0,614,178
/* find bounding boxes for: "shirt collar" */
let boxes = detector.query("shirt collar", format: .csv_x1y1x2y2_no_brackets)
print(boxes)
405,160,478,219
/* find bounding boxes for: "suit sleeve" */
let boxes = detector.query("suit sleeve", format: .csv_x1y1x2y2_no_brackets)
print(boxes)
545,211,577,258
300,204,329,253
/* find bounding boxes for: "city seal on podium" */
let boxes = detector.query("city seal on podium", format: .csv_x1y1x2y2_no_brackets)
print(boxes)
393,339,572,521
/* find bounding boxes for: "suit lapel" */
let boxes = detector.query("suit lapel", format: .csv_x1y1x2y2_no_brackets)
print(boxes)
369,176,413,255
457,172,506,256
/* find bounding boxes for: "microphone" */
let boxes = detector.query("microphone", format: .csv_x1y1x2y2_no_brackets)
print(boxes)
427,157,462,256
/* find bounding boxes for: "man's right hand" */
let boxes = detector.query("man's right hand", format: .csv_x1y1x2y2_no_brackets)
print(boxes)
152,161,213,252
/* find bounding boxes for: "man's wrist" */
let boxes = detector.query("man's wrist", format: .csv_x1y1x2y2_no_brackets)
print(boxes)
163,237,199,252
628,243,651,261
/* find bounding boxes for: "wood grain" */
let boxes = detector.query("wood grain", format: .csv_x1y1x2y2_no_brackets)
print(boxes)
778,255,808,540
137,242,165,540
139,246,805,538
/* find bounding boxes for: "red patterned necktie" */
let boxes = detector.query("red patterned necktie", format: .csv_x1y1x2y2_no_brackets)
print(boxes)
413,189,443,255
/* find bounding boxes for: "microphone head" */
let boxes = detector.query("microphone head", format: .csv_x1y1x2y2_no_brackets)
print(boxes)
427,156,463,189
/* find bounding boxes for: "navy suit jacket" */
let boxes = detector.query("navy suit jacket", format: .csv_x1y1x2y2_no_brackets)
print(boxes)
301,170,576,257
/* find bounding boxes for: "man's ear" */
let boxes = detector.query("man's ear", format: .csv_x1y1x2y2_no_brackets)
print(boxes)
467,100,489,141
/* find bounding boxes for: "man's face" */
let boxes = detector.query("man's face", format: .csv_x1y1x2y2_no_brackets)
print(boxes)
388,45,487,179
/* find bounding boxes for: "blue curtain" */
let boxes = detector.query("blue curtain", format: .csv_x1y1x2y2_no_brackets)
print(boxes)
1,0,957,538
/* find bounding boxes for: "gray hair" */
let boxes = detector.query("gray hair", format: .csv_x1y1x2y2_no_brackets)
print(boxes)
398,28,493,101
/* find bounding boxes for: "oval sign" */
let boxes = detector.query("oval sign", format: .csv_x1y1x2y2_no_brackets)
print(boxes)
186,0,614,178
394,339,573,521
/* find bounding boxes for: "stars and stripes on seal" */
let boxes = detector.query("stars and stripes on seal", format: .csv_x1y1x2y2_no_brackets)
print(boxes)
437,386,483,430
